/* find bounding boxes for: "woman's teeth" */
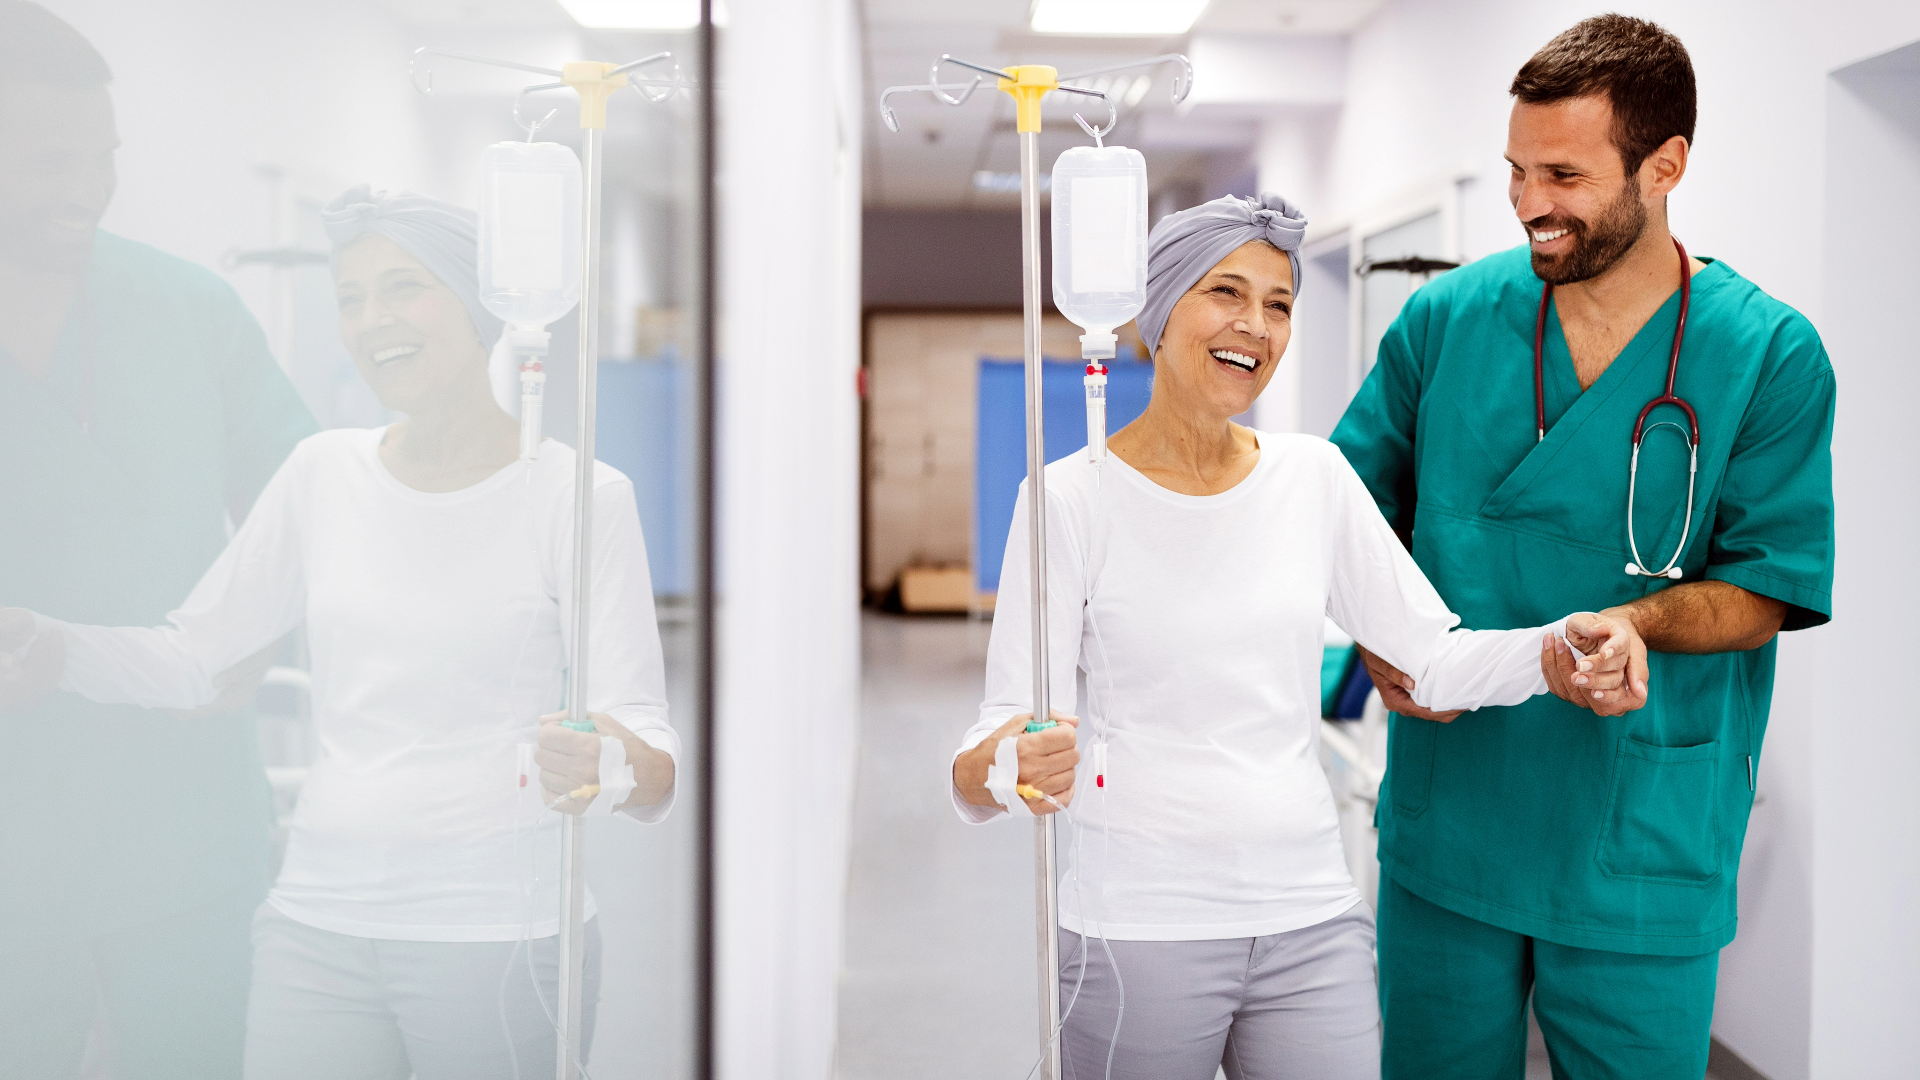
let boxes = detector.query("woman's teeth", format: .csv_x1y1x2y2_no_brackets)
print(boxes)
371,345,420,366
1210,349,1258,372
1532,227,1570,242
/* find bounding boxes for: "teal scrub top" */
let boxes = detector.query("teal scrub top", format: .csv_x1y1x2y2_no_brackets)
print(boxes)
1331,245,1835,956
0,231,317,945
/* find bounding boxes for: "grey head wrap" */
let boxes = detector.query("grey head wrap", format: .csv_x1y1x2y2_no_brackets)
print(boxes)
1137,193,1309,358
320,184,503,351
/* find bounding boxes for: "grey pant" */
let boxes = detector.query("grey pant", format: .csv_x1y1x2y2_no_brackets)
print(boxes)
242,904,601,1080
1059,902,1381,1080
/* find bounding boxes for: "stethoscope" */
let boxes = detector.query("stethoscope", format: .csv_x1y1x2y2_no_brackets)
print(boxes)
1533,237,1698,580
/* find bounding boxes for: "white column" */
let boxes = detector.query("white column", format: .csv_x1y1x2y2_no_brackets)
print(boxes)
715,1,863,1077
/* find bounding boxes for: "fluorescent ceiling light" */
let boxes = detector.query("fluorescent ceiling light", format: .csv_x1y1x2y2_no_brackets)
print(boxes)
1030,0,1210,35
557,0,700,30
973,172,1051,193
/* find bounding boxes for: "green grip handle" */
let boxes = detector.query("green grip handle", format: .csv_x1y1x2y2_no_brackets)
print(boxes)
562,719,596,733
1025,719,1057,733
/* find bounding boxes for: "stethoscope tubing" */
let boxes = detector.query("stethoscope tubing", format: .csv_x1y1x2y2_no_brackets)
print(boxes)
1533,237,1701,579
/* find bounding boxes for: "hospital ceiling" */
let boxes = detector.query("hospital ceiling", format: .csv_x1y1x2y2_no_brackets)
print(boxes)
861,0,1382,210
373,0,1382,211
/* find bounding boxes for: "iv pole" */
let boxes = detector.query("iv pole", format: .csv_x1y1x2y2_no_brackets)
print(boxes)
879,52,1190,1080
410,46,687,1080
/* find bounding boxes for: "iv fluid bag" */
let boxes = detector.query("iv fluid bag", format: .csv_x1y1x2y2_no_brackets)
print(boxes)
478,141,582,331
1050,145,1148,349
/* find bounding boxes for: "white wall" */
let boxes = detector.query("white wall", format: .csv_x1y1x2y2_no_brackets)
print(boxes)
715,0,863,1077
1812,44,1920,1080
1293,2,1920,1077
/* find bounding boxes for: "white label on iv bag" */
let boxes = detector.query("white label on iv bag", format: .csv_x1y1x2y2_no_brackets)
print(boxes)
488,171,566,292
1070,175,1140,295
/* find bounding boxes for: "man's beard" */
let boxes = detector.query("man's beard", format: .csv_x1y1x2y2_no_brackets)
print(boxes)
1528,175,1648,285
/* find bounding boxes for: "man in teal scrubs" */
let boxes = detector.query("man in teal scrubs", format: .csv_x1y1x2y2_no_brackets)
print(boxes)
1331,16,1835,1079
0,5,315,1076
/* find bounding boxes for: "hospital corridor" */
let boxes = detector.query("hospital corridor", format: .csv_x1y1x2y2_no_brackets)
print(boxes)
0,2,1913,1080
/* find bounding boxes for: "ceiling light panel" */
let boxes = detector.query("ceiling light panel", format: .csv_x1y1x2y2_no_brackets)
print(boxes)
1029,0,1211,36
557,0,699,29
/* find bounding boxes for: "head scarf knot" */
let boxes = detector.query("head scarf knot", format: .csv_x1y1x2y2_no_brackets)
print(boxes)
1137,193,1309,358
320,184,503,351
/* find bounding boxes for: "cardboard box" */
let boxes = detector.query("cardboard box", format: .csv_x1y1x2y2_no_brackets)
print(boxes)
898,565,972,613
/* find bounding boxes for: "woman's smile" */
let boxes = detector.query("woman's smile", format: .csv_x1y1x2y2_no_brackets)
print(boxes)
1210,347,1260,376
369,343,422,368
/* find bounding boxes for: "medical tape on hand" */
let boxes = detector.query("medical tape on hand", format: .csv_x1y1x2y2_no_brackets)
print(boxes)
580,735,635,818
985,735,1035,819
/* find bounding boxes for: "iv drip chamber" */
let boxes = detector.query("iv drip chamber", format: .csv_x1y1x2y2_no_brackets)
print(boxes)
477,141,582,462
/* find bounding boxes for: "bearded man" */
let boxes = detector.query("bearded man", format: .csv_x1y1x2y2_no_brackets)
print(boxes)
1330,16,1836,1079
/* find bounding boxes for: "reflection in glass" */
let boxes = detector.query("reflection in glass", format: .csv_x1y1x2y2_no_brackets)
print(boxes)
1,3,707,1077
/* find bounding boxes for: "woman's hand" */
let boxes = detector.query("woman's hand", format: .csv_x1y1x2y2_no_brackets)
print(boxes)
536,711,676,815
0,608,64,713
953,709,1080,816
1541,612,1649,716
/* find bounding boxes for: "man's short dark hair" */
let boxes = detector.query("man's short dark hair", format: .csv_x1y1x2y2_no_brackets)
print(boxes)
1510,14,1695,175
0,1,112,89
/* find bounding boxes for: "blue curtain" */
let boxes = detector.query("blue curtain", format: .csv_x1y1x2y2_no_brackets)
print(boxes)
975,358,1154,593
596,357,692,596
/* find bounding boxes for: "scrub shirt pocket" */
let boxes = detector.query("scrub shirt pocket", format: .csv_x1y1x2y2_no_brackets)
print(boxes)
1597,737,1721,885
1387,716,1437,818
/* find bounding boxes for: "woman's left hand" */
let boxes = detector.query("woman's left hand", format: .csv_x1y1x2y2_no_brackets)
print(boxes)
1543,612,1649,716
535,711,675,815
0,608,64,713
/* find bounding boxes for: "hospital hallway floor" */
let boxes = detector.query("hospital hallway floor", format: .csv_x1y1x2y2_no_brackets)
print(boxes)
835,612,1746,1080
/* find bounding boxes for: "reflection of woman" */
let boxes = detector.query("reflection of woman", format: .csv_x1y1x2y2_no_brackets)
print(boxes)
950,195,1637,1079
8,188,676,1078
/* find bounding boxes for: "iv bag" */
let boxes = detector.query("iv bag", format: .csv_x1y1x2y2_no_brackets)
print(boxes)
478,141,582,331
1050,145,1148,359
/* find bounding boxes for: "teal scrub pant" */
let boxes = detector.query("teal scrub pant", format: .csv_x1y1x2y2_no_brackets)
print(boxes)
1377,875,1718,1080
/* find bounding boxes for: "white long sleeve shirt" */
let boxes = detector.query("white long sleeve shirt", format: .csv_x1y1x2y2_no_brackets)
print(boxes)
953,433,1565,941
53,428,676,942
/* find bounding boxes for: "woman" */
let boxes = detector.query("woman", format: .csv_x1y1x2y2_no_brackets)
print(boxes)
2,187,675,1079
949,194,1639,1080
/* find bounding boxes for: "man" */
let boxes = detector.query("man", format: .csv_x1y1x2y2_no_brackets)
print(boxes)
1331,15,1835,1079
0,3,316,1076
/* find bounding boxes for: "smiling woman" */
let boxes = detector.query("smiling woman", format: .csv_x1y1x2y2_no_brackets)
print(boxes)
2,185,680,1080
947,191,1646,1080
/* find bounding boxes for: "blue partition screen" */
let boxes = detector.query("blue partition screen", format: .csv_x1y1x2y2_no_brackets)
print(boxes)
595,357,691,596
975,358,1154,593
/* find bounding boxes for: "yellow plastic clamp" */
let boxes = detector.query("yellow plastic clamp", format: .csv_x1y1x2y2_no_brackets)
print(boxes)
996,65,1059,134
562,61,630,130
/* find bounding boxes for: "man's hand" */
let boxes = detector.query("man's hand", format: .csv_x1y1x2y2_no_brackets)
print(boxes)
953,709,1080,815
0,608,64,712
1541,612,1649,717
1358,647,1462,723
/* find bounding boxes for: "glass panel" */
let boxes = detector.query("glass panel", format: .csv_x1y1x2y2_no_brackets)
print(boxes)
0,4,707,1078
1358,210,1444,379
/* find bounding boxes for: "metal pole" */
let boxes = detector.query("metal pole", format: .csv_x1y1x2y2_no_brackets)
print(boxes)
1018,127,1063,1080
694,9,717,1080
557,122,603,1080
